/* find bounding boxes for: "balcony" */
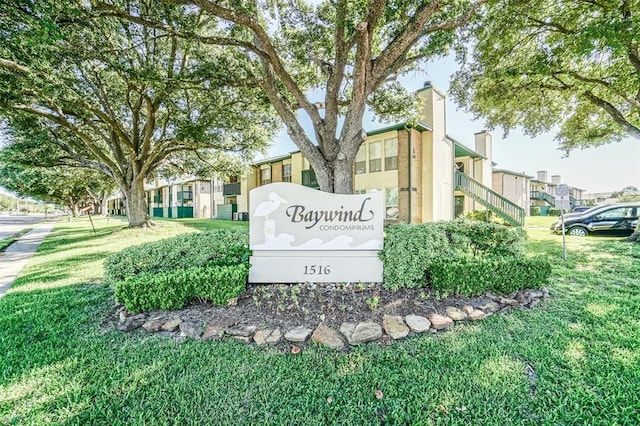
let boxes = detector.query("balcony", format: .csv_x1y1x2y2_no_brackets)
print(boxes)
177,191,193,201
223,182,241,196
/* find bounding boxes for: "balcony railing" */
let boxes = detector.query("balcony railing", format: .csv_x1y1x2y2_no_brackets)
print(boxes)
455,171,524,226
223,182,241,196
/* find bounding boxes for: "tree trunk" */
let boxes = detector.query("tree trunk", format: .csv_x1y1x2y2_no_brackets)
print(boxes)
333,157,354,194
627,222,640,242
123,177,149,227
99,193,109,216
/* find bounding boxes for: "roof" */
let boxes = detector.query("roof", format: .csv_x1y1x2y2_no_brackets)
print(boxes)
449,135,485,159
365,121,433,137
253,153,293,166
493,169,534,179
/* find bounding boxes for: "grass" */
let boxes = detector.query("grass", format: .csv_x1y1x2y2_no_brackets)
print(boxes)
1,215,639,424
0,228,33,251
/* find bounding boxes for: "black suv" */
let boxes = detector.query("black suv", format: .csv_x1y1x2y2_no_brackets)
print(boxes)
551,202,640,236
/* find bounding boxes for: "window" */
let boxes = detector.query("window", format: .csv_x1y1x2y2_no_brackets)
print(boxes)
385,187,398,219
369,141,382,172
355,146,366,174
260,167,272,186
384,138,398,170
282,164,292,182
599,207,633,219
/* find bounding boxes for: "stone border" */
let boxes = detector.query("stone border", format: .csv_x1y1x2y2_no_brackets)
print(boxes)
115,288,549,350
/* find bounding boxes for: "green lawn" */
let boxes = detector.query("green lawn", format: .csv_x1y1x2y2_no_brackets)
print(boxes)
1,216,638,424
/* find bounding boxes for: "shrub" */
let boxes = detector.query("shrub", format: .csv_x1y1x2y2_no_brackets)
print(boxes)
379,219,528,292
115,264,249,313
548,208,562,216
437,219,526,257
465,210,493,222
428,257,551,296
104,228,250,285
379,223,454,290
530,206,541,216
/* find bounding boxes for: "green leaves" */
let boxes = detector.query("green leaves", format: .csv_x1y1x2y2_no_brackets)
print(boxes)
452,0,640,149
104,228,251,285
379,218,528,292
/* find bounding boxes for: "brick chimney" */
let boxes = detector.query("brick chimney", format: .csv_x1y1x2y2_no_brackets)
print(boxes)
537,171,548,182
551,175,561,185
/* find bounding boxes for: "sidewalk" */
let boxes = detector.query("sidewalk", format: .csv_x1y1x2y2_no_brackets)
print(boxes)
0,221,56,298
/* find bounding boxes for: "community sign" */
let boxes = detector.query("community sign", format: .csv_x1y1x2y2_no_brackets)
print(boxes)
249,182,384,283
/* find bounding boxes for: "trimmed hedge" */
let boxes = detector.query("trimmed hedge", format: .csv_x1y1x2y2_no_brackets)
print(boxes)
115,264,249,313
548,207,562,216
428,257,551,296
379,223,455,290
104,229,250,285
379,219,526,291
530,206,541,216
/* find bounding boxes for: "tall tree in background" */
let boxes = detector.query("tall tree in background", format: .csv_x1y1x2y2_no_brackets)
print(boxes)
0,1,278,227
0,162,114,217
102,0,488,193
0,117,117,215
450,0,640,240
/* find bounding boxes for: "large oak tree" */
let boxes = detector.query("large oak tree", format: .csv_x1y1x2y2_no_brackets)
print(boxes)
101,0,488,193
450,0,640,240
0,1,278,226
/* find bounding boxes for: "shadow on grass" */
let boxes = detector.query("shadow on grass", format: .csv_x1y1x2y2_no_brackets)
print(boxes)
38,227,125,255
164,218,249,232
9,251,114,291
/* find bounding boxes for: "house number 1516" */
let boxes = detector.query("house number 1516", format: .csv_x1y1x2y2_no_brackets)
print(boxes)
303,265,331,275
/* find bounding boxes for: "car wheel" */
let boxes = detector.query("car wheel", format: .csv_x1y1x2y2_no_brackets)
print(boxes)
568,227,588,237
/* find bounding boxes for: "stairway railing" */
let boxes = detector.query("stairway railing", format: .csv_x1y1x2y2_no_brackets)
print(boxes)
455,171,525,226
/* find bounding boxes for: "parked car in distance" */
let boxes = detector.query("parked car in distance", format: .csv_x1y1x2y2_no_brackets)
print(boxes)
571,205,592,213
551,202,640,236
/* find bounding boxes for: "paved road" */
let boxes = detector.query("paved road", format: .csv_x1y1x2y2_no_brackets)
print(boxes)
0,219,56,298
0,214,48,240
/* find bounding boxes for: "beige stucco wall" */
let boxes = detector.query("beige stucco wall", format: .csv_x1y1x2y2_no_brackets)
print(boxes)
418,87,453,222
493,173,531,214
354,130,399,193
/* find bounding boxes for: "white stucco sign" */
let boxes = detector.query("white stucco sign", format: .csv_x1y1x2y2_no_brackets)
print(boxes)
249,183,384,283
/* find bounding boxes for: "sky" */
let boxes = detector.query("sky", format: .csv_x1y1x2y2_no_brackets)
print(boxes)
264,54,640,195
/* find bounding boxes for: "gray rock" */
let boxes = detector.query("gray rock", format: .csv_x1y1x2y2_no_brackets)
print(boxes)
541,287,550,298
341,322,382,345
161,318,181,332
202,325,224,341
480,301,501,314
225,325,257,337
499,297,519,306
311,324,345,350
233,336,252,343
468,309,487,321
529,290,544,299
445,306,467,321
462,305,474,315
339,322,356,339
284,326,313,342
527,298,542,309
180,320,204,339
382,315,410,339
117,316,145,332
404,315,431,333
515,290,531,305
428,313,454,330
254,328,282,345
142,319,164,332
